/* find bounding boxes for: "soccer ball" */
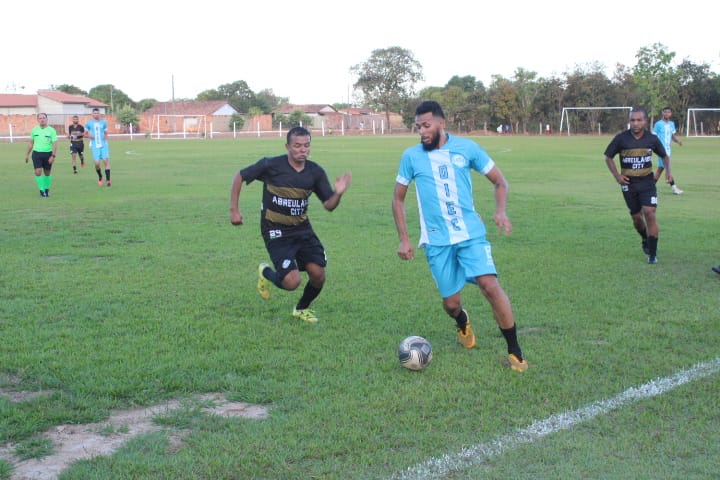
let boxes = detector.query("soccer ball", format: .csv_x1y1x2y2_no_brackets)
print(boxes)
398,336,433,371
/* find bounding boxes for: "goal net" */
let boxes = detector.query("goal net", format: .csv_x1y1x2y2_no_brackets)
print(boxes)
686,108,720,137
559,107,632,135
150,114,207,139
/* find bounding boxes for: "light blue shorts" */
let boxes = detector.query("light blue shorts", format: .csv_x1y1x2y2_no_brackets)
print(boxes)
424,237,497,298
656,155,668,168
91,144,110,162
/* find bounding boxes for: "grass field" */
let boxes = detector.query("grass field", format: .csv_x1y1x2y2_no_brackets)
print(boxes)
1,133,719,479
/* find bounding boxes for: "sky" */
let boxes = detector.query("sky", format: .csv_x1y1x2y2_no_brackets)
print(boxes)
4,0,718,105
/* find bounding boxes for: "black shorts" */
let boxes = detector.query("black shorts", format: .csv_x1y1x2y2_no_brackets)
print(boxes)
264,232,327,279
70,142,84,154
621,174,657,214
31,151,53,170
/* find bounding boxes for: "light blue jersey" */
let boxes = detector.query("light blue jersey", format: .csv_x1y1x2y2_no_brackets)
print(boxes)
85,118,110,161
653,119,675,166
396,133,494,247
85,118,108,148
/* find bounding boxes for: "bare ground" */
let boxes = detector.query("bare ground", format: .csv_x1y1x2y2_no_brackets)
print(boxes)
0,390,269,480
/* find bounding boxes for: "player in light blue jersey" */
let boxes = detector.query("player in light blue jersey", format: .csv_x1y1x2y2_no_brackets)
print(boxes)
652,107,683,194
85,108,112,186
392,100,527,372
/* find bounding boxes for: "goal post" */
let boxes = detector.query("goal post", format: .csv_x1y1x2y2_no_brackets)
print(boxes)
150,114,208,139
686,108,720,137
559,107,632,136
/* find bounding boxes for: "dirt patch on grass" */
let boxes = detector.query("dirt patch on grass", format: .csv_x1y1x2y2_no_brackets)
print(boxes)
0,392,268,480
0,389,53,403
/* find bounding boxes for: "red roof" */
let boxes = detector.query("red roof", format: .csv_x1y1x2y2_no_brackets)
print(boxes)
0,91,106,108
0,94,37,108
38,90,107,107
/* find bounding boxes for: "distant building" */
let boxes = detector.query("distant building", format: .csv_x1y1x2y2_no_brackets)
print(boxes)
143,100,238,117
0,90,108,137
337,107,374,130
142,100,241,134
0,94,38,115
36,90,108,115
273,104,404,133
273,104,338,129
0,90,107,116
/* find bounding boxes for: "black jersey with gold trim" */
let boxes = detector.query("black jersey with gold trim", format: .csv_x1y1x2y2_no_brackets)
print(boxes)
604,129,667,178
240,155,334,240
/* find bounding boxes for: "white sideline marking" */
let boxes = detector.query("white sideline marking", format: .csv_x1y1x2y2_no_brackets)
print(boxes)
394,357,720,479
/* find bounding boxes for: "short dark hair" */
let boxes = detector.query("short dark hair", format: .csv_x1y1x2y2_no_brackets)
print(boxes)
662,107,672,112
415,100,445,119
286,126,311,145
92,108,100,113
630,107,647,119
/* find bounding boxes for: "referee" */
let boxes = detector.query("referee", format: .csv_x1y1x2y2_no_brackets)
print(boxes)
25,113,58,197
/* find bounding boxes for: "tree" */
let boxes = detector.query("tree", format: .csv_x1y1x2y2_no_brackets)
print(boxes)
562,63,619,133
255,89,286,113
399,93,425,129
196,88,221,101
488,75,519,132
671,59,720,134
216,80,256,113
532,76,564,132
435,76,489,132
271,110,312,129
197,80,257,113
229,113,245,131
611,63,641,110
136,98,158,112
442,85,471,131
512,68,538,134
116,105,139,132
351,46,424,132
88,85,134,113
55,84,87,96
287,110,313,128
633,43,679,122
247,107,265,117
446,75,478,93
272,113,288,129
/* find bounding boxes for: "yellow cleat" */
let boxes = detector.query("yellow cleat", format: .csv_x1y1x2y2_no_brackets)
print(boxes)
292,307,318,323
257,263,271,300
457,310,476,349
508,353,528,372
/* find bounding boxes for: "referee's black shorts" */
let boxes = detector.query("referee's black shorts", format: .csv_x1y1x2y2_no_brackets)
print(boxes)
31,151,53,170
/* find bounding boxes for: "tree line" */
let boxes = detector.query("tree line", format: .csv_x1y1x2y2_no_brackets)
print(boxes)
56,42,720,135
352,43,720,135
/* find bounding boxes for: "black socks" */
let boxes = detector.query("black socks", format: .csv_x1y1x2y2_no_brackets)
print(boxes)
500,325,523,361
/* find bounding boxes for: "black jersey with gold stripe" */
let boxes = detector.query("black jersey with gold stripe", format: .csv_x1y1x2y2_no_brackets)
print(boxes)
604,129,667,178
68,124,85,144
240,155,334,240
